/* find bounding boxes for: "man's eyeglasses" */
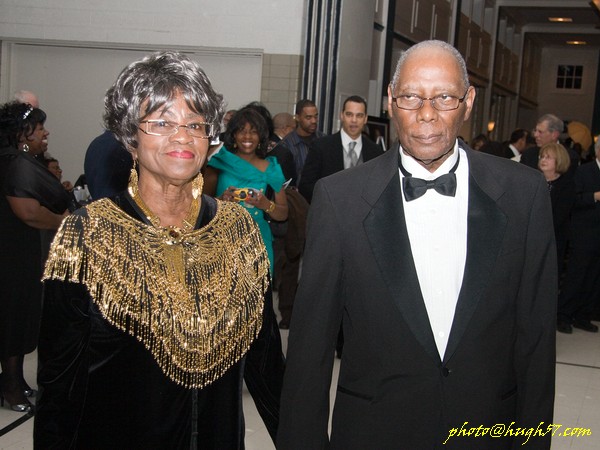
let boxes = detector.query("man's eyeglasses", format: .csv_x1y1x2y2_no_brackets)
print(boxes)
139,120,215,139
391,90,469,111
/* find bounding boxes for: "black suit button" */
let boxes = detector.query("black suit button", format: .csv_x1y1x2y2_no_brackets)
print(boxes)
442,367,451,377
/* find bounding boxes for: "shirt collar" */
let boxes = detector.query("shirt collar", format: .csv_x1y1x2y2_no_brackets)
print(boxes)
341,128,360,149
399,140,460,179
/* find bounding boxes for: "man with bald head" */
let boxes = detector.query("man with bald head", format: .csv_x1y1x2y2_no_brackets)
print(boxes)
14,90,39,108
272,112,296,142
278,40,556,449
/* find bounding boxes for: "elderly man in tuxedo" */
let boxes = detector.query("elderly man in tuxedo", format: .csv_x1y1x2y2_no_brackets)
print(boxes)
278,40,556,450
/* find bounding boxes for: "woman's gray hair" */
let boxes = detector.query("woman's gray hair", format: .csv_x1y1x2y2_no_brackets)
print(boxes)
390,40,470,93
104,51,225,150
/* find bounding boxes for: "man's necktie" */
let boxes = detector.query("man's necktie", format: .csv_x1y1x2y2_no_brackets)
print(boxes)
399,153,459,201
347,141,358,168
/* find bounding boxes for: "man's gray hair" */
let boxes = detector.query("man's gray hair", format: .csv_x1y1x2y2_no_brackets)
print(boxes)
390,40,470,92
537,114,564,134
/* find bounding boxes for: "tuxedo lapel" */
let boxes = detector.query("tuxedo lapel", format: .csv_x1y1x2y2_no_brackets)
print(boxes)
443,151,507,363
363,147,440,364
332,133,345,172
362,137,382,162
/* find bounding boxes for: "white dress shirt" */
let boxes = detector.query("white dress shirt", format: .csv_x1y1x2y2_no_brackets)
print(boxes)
341,129,362,169
399,141,469,359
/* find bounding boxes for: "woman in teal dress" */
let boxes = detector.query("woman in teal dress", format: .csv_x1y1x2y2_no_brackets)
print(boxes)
205,108,288,271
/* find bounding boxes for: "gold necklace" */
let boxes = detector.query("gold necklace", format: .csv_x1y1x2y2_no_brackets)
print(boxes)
131,183,201,245
43,198,269,388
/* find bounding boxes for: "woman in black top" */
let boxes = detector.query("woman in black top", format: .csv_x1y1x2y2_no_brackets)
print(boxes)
0,102,72,412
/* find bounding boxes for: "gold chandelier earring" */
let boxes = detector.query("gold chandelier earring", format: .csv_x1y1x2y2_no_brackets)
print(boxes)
127,158,139,197
191,173,204,200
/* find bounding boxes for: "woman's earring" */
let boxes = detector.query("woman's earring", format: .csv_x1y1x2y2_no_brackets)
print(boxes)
191,173,204,200
127,159,139,197
22,144,29,152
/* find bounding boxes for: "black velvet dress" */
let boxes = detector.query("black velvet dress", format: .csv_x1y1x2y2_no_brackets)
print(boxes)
0,146,72,358
547,174,576,275
34,194,284,449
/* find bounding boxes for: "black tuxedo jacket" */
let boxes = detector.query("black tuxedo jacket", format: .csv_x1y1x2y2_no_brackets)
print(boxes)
268,142,296,186
84,130,131,200
278,143,557,450
501,143,519,159
298,132,383,203
570,160,600,243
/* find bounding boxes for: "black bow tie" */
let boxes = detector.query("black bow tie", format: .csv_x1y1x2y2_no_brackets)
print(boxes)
399,154,459,201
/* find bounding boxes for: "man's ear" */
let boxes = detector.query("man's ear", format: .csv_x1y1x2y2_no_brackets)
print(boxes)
386,84,394,119
462,86,477,121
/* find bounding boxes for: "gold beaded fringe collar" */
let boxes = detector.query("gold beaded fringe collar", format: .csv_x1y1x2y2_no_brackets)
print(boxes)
43,198,269,389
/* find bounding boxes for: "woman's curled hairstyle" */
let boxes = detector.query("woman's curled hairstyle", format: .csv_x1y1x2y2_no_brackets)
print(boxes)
103,51,225,150
0,102,46,148
222,107,270,159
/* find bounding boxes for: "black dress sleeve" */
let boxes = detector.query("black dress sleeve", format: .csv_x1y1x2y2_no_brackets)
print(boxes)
243,286,285,444
34,280,92,449
6,153,75,213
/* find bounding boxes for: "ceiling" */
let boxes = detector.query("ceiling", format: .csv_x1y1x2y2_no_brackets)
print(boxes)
498,0,600,49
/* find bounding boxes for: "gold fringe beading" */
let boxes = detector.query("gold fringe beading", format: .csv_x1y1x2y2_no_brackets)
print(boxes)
43,198,269,389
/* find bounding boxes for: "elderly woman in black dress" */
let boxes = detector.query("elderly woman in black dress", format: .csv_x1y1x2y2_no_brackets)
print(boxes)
0,102,72,413
34,51,282,449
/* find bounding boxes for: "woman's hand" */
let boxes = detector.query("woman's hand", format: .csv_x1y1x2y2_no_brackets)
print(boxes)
244,189,271,211
221,186,239,202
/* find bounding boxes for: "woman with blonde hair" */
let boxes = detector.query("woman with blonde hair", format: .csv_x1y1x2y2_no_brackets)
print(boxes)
538,142,575,278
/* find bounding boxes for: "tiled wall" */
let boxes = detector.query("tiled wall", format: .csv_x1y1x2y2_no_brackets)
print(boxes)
261,53,303,116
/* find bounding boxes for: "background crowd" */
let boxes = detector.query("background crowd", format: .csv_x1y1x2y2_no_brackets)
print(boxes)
0,43,599,448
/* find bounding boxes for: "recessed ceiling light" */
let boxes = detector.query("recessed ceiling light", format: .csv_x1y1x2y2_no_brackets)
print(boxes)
549,17,573,23
566,40,587,45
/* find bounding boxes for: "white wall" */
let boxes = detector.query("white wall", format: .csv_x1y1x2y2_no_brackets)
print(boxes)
0,0,308,182
0,0,306,55
536,46,598,126
2,43,262,182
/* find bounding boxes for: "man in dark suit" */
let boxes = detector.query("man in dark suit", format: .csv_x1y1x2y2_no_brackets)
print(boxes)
278,40,556,449
299,95,384,203
521,114,579,176
503,128,529,160
272,112,296,143
557,141,600,333
280,99,325,186
84,130,131,199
